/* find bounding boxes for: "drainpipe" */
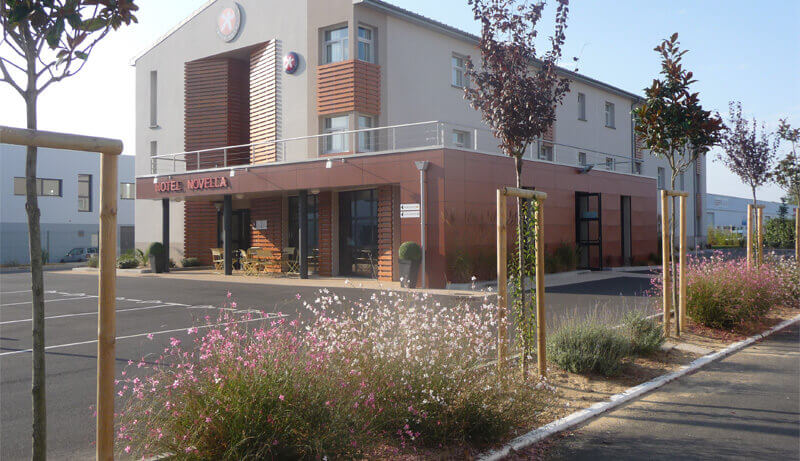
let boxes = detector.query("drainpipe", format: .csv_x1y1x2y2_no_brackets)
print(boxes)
162,198,170,272
223,194,232,275
415,161,429,288
299,189,309,279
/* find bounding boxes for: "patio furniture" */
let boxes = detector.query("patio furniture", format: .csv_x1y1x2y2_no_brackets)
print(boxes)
254,248,280,274
353,248,378,278
239,249,259,276
210,248,224,272
282,247,299,274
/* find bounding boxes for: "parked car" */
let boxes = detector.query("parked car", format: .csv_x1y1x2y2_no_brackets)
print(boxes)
60,247,98,263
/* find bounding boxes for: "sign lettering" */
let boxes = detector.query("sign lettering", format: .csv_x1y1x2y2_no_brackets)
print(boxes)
154,176,230,194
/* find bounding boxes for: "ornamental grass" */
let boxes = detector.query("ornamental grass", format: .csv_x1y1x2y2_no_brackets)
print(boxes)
115,290,549,459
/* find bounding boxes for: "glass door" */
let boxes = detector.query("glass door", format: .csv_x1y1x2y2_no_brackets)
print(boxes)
339,189,378,277
576,192,603,270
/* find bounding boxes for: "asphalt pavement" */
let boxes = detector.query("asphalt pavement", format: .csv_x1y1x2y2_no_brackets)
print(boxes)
0,270,654,460
544,323,800,461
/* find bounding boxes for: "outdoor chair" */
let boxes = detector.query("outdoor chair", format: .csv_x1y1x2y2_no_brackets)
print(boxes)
240,249,259,276
255,248,279,274
210,248,224,273
281,247,299,274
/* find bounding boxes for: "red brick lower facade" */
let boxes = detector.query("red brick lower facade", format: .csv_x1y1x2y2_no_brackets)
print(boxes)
250,197,282,272
184,201,218,266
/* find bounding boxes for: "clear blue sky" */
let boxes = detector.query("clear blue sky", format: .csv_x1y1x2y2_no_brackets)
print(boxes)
2,0,797,201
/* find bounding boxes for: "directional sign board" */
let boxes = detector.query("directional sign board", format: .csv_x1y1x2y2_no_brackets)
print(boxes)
401,203,421,219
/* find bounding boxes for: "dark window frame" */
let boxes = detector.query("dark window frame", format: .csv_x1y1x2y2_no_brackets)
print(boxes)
78,174,92,212
13,177,62,197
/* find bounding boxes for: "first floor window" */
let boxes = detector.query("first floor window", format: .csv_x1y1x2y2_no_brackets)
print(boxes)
578,152,587,166
452,129,470,148
605,157,614,170
358,26,374,63
577,92,586,120
657,167,665,189
539,144,554,161
78,174,92,212
120,183,135,200
451,54,466,88
324,27,349,64
634,161,643,175
323,115,349,153
357,115,375,152
13,177,62,197
605,101,616,128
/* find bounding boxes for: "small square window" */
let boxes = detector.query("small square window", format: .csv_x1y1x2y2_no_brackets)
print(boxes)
538,144,554,161
452,130,470,148
605,102,615,128
451,54,466,88
120,183,136,200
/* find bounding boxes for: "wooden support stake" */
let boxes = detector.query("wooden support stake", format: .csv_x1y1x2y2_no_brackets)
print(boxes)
678,195,687,336
496,190,508,369
746,204,753,268
757,207,764,267
535,203,546,378
661,190,671,337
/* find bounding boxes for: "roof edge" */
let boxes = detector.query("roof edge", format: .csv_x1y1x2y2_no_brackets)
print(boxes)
129,0,218,66
357,0,643,102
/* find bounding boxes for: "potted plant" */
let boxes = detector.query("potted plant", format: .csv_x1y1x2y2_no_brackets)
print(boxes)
398,241,422,288
147,242,166,273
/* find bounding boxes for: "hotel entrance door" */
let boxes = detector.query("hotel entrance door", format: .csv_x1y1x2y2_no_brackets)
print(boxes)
339,189,379,277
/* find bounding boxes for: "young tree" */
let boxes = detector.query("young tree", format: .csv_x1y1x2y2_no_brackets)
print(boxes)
633,33,723,328
464,0,571,376
718,102,778,205
774,119,800,206
1,2,137,458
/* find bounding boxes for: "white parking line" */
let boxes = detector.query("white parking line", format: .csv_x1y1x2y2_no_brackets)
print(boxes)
0,304,181,325
0,296,97,307
0,290,32,294
0,313,287,357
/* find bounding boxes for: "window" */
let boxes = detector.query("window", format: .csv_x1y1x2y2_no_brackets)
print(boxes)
577,92,586,120
357,115,375,152
149,70,158,127
578,152,587,166
288,194,319,251
604,102,615,128
452,129,470,148
120,183,135,200
679,172,685,190
357,26,373,63
657,167,665,189
634,161,642,175
78,174,92,212
538,144,554,161
149,141,158,174
605,157,614,170
323,115,349,153
13,177,62,197
451,54,466,88
324,27,349,64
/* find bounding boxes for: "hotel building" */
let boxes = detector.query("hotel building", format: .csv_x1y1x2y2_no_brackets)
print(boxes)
133,0,706,287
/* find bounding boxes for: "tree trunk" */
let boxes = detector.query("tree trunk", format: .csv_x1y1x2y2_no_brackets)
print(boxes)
514,154,529,377
24,51,46,460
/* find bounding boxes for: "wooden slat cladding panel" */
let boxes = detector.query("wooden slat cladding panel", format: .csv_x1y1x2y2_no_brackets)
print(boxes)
250,41,279,164
184,201,218,266
317,191,333,276
317,60,380,116
377,185,393,281
184,58,250,170
250,197,282,272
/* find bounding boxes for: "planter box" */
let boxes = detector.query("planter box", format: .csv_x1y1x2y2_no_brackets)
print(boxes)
398,259,420,288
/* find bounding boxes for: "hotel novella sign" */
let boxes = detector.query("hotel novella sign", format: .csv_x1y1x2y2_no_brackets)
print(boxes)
155,176,231,194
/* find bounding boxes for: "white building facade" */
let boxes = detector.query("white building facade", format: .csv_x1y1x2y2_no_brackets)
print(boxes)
706,193,797,229
0,144,135,264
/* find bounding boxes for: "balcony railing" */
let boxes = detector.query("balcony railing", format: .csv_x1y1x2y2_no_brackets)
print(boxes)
145,121,642,177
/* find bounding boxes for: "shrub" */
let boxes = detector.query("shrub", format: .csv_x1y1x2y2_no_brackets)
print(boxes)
446,247,496,283
763,218,795,249
117,255,138,269
147,242,165,258
707,227,744,247
87,255,98,268
545,242,579,273
116,291,548,459
181,257,202,267
547,318,630,376
398,241,422,261
622,311,664,355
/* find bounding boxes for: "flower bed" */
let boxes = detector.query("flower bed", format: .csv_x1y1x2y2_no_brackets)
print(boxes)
116,291,550,459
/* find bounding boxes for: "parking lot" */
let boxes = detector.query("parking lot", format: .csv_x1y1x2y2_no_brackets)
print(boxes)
0,270,654,459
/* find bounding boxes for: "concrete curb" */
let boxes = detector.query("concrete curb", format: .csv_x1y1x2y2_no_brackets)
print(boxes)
477,313,800,461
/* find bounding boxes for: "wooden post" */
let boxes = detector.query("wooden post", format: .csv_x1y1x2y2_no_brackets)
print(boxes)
97,153,118,461
746,204,753,267
535,202,546,378
678,195,687,336
757,207,764,267
661,190,671,337
496,190,508,370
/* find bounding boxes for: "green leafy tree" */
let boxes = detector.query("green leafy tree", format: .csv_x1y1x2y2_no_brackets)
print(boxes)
1,1,137,458
464,0,572,376
633,33,724,326
774,119,800,206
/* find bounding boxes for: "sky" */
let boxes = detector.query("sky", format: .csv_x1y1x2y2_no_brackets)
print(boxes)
1,0,798,202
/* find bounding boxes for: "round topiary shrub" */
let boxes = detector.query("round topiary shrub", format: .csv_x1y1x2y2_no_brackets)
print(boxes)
147,242,165,257
398,241,422,261
547,319,631,377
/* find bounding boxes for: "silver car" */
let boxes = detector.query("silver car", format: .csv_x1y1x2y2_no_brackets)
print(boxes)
60,247,98,263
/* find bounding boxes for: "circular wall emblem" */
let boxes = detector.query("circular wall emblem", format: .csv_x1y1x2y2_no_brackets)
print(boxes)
216,3,242,42
283,52,299,74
